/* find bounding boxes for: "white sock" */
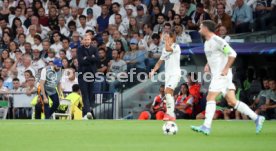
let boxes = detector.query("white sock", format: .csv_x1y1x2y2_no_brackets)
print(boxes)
165,94,175,117
234,101,258,121
203,101,216,128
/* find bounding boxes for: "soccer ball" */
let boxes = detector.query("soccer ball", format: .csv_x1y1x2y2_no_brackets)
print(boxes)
162,121,178,135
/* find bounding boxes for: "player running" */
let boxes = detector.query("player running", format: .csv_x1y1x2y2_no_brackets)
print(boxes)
149,32,181,121
191,20,265,135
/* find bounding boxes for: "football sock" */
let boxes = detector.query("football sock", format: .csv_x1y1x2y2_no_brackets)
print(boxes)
165,94,175,117
234,101,258,121
203,100,216,128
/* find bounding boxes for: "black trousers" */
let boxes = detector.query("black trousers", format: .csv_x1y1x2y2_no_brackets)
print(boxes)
35,92,60,119
78,77,95,117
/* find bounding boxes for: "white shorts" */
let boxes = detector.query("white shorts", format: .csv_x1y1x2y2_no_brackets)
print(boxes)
165,75,181,90
209,73,236,96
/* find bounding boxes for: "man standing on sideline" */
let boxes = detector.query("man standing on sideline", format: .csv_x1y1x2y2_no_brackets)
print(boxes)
77,35,99,119
39,58,63,119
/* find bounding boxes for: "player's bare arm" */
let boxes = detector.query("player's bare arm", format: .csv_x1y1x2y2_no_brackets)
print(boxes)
149,60,164,78
39,80,48,104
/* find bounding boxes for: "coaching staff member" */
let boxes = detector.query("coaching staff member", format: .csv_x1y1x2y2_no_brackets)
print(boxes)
77,35,99,119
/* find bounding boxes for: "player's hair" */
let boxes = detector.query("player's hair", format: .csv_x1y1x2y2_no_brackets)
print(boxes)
202,20,216,33
0,77,4,82
168,32,176,42
72,84,80,92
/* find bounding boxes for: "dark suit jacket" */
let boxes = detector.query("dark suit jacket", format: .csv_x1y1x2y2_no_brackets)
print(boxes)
77,45,99,77
162,3,175,16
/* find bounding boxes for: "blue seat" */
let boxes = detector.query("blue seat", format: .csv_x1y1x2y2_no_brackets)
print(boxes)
189,31,203,43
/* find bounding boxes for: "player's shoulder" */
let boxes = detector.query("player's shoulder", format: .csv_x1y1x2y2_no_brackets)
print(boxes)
212,35,227,45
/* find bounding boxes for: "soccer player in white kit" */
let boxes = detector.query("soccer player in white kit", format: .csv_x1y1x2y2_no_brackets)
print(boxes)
191,20,265,135
149,32,181,121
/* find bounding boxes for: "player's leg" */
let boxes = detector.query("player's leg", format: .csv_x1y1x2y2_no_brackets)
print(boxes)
163,76,180,121
191,91,220,135
225,90,258,120
163,87,176,121
203,91,220,128
225,90,265,133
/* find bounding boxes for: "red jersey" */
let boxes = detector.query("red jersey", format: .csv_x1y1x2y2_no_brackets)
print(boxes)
152,95,166,112
175,95,193,115
189,83,201,104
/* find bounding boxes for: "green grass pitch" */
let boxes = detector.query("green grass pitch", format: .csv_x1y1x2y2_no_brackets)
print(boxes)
0,120,275,151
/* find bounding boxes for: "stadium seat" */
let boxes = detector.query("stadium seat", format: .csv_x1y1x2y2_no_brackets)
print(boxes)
188,31,203,43
0,101,9,120
52,99,72,120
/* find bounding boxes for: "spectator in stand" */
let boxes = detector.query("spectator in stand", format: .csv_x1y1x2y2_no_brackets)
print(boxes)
143,24,153,46
123,38,146,73
214,3,233,34
32,49,46,74
153,14,166,34
48,6,59,31
123,4,136,27
107,49,127,93
77,15,93,37
97,5,110,33
32,35,43,52
216,0,235,16
148,0,161,16
218,25,231,42
128,17,139,37
260,79,276,119
109,2,126,25
1,67,13,90
11,78,23,93
50,31,63,55
115,14,128,37
114,40,126,59
58,15,70,37
188,3,211,30
8,41,18,61
85,8,97,32
0,49,10,67
23,75,37,96
135,5,150,33
255,0,276,31
175,24,192,44
150,6,162,26
134,0,148,14
24,7,34,29
146,34,163,73
138,85,166,120
94,48,109,92
111,30,129,51
183,0,196,16
205,0,217,21
83,0,102,19
70,32,81,49
38,7,49,27
232,0,253,33
161,0,175,16
132,32,148,51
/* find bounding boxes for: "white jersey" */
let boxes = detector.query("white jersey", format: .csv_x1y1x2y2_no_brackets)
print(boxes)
160,43,181,76
204,35,237,77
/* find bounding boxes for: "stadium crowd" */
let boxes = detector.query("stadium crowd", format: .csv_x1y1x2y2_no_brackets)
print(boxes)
0,0,275,119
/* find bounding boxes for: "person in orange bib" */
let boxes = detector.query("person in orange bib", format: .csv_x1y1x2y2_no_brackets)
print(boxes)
138,85,166,120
